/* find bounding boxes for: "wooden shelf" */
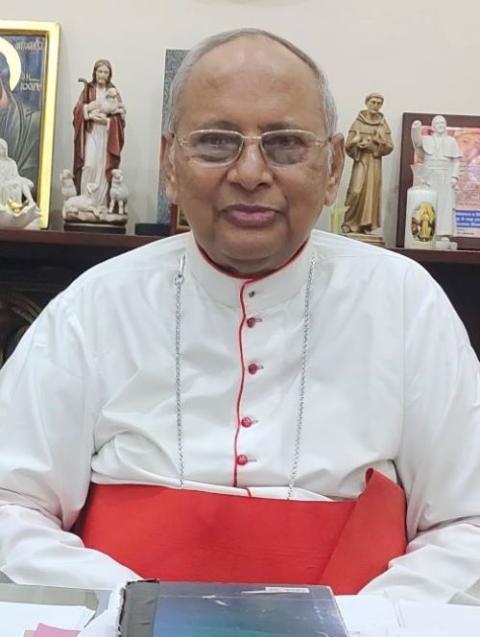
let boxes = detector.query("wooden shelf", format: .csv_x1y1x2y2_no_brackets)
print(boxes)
2,229,480,267
0,228,157,249
0,228,158,270
392,247,480,266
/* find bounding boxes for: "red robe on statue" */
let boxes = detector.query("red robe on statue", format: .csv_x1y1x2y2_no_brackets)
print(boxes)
72,82,125,193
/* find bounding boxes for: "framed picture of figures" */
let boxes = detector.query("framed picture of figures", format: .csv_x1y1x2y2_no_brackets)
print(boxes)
397,112,480,250
0,21,60,228
157,48,190,234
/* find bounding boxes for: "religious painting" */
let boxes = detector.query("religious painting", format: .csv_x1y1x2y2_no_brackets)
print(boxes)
397,112,480,250
0,21,60,228
157,48,189,233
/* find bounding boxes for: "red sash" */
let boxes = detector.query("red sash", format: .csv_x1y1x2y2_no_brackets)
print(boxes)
77,470,406,594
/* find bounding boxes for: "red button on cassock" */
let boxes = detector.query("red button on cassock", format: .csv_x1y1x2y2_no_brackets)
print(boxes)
237,454,249,466
248,363,259,375
241,417,254,428
246,317,257,328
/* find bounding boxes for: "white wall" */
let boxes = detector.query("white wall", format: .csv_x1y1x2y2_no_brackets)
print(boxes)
3,0,480,243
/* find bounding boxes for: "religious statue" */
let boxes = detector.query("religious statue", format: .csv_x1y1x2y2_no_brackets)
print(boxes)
342,93,394,237
62,59,128,230
411,116,461,248
0,138,41,229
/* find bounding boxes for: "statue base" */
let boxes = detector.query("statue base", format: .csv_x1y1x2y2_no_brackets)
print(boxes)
341,231,385,247
63,221,126,234
63,206,128,234
433,236,458,251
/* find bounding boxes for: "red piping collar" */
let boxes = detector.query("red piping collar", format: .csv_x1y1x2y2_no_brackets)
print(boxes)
196,241,309,283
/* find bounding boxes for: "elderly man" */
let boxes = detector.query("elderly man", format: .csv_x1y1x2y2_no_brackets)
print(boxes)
0,29,479,603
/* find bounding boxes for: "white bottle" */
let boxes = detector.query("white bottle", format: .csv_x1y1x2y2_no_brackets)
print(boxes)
404,165,438,250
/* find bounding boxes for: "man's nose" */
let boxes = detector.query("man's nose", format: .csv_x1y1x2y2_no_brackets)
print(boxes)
226,140,273,191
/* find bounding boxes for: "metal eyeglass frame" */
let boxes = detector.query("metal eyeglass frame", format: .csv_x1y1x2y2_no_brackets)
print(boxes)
176,128,331,167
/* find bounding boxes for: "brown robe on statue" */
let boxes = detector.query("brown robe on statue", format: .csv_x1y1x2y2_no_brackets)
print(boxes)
343,111,393,233
72,82,125,194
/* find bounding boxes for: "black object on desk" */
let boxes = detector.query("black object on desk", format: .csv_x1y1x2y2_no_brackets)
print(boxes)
118,581,349,637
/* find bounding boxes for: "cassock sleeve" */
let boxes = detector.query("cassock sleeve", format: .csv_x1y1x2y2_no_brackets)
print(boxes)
0,293,139,587
361,262,480,603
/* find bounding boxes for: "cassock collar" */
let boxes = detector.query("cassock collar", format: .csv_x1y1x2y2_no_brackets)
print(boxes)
185,232,314,311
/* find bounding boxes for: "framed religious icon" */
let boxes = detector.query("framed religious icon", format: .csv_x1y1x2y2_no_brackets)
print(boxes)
157,48,188,233
397,112,480,249
0,21,60,228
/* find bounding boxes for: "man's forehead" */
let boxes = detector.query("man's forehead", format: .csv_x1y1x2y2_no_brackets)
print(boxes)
187,36,318,91
176,36,323,129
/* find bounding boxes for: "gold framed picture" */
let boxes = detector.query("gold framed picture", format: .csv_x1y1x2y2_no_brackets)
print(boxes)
0,21,60,228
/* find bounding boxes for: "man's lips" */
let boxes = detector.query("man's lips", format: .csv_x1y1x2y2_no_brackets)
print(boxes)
221,204,280,227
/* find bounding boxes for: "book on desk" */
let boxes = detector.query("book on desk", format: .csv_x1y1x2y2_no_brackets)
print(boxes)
117,581,349,637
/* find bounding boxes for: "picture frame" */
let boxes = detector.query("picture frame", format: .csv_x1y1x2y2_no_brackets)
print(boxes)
169,203,190,234
0,20,60,228
157,48,188,230
397,112,480,249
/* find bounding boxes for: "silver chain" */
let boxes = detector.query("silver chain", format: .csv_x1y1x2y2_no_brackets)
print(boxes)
287,254,316,499
174,255,186,487
174,253,317,498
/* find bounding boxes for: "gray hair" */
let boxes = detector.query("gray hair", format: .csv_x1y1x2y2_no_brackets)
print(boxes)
163,28,338,138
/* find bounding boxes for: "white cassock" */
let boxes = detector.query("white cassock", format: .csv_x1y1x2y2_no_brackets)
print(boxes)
0,230,479,601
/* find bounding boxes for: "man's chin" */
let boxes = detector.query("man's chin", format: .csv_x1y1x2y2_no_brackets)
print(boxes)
215,245,289,277
196,226,292,275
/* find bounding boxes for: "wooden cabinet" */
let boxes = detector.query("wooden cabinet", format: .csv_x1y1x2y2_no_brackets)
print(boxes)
0,229,479,364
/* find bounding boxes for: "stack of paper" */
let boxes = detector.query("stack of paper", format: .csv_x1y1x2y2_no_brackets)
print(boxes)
337,595,480,637
24,625,80,637
0,601,94,637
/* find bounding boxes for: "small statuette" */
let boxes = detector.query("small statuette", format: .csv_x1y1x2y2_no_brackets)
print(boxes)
342,93,394,244
62,59,128,232
108,169,128,216
411,116,461,250
0,138,41,230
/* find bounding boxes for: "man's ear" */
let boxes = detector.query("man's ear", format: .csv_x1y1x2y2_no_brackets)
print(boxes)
160,134,178,204
324,133,345,207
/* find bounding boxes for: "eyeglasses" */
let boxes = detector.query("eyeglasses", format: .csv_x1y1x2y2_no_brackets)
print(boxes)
176,129,330,167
